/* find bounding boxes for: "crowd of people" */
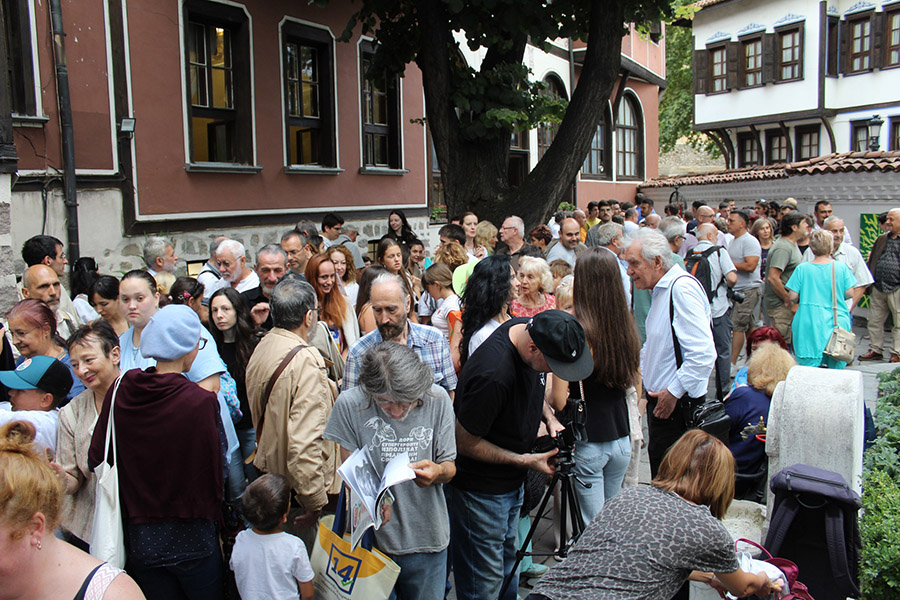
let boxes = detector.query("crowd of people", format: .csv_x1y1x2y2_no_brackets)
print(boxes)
0,195,883,599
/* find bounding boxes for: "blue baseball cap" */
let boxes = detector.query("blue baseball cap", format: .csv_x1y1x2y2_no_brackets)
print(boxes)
0,355,73,400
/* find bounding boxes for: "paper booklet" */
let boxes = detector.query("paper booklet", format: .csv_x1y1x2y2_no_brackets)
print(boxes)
338,446,416,550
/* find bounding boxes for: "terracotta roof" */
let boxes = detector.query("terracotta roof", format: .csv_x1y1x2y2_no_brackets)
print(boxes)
693,0,732,7
640,151,900,188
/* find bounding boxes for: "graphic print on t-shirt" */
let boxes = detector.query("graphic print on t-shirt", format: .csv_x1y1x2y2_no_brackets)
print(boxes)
364,416,433,463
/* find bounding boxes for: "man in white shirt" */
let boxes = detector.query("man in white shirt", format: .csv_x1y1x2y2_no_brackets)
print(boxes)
216,239,260,294
545,218,582,267
0,355,73,452
625,228,716,477
586,222,630,306
804,216,872,311
726,211,761,368
813,201,853,246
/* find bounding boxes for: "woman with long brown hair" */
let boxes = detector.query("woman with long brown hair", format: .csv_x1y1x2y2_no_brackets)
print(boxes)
305,254,360,357
550,248,641,525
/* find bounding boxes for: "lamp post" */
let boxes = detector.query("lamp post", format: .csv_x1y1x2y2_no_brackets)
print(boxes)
868,115,884,151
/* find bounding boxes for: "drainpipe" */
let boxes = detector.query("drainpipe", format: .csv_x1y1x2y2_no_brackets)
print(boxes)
568,38,578,207
49,0,80,262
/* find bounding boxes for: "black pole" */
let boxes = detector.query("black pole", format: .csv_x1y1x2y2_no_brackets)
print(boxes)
49,0,79,262
0,0,20,174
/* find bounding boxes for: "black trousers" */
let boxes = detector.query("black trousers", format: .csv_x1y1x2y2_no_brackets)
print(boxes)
647,395,703,478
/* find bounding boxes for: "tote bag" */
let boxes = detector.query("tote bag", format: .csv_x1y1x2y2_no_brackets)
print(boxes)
310,486,400,599
89,375,126,569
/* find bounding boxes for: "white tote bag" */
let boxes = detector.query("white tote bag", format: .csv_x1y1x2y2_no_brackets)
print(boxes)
89,375,126,569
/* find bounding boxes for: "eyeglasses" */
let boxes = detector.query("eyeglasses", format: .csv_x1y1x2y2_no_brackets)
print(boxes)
500,226,517,231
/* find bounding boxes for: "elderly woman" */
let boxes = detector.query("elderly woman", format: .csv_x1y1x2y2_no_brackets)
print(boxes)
89,304,224,599
325,343,456,600
509,256,555,317
785,229,856,368
528,430,782,600
729,326,788,392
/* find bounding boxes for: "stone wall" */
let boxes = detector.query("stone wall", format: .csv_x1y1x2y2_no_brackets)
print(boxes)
0,174,16,313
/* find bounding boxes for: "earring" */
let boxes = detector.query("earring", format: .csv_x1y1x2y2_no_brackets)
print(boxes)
34,539,42,550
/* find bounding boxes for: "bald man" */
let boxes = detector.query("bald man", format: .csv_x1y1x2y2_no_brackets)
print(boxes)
21,265,78,339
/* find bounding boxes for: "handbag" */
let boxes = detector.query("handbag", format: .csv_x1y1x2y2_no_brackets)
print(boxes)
310,485,400,599
734,538,815,599
89,375,126,569
823,262,855,363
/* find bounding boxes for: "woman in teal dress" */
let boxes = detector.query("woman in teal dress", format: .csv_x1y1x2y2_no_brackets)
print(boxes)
785,229,857,369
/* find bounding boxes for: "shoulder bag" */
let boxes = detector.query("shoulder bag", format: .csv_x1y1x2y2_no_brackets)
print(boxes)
244,344,305,465
823,262,855,363
89,375,126,569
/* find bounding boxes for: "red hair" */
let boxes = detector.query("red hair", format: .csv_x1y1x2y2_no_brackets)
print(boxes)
7,299,57,334
305,254,347,329
746,326,787,358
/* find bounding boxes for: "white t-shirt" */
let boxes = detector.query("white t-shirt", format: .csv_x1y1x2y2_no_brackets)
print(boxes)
0,402,59,453
468,320,502,358
230,529,314,600
234,271,260,294
431,295,460,339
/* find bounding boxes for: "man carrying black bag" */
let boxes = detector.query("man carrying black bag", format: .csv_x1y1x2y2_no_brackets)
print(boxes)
625,228,717,477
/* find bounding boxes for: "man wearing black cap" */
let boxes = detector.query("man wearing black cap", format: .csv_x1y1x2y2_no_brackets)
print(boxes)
447,310,593,600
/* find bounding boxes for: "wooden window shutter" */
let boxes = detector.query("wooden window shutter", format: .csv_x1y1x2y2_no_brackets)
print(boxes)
693,49,709,94
726,42,739,89
762,33,777,83
872,12,885,69
839,20,850,73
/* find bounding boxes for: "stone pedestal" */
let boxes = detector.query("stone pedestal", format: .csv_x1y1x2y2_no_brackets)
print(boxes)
0,174,16,314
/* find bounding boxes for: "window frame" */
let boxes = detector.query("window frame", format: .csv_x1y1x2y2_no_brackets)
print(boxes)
826,16,840,76
615,93,644,181
890,116,900,151
851,120,870,151
775,23,804,82
581,104,612,180
737,131,760,167
708,43,729,94
886,8,900,68
765,129,788,164
795,124,820,160
537,74,567,160
359,40,403,172
848,14,873,73
738,33,764,88
2,0,38,117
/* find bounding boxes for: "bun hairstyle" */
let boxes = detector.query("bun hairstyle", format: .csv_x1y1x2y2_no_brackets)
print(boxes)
0,421,64,533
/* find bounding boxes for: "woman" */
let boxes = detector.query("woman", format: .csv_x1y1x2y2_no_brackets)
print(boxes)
330,245,359,306
461,212,485,258
529,225,553,254
750,217,775,283
381,210,417,249
377,238,418,315
725,343,795,499
475,221,498,255
54,320,120,551
459,254,520,365
408,239,428,284
6,299,85,402
730,326,787,392
0,421,143,599
89,305,224,599
509,256,555,317
550,249,639,524
91,275,129,336
786,229,856,368
168,276,207,324
528,430,782,600
356,266,389,335
305,254,360,357
422,263,460,340
70,257,100,324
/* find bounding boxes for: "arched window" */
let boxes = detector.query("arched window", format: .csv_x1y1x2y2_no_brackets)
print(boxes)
616,94,643,179
582,104,612,178
537,75,567,159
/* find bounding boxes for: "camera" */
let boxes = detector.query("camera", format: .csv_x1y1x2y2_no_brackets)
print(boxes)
533,399,587,473
727,288,746,304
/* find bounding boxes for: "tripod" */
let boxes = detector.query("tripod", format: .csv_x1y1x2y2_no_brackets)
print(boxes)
499,448,591,598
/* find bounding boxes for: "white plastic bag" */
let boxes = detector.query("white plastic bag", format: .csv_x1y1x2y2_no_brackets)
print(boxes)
89,376,126,569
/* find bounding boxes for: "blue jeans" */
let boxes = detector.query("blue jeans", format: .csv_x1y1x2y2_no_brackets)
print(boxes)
388,548,448,600
446,485,522,600
237,427,259,484
129,550,223,600
572,435,631,526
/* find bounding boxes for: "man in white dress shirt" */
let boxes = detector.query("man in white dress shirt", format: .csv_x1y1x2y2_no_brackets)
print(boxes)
804,216,872,310
625,228,716,477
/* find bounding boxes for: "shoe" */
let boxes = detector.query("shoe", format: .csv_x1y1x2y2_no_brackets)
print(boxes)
891,354,900,363
858,350,884,361
520,563,549,578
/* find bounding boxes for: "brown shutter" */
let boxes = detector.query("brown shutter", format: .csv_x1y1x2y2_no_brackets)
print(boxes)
762,33,777,83
693,49,709,94
839,19,850,74
726,42,740,89
872,12,885,69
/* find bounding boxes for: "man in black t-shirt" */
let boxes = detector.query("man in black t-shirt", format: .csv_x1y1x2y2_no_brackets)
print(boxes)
447,310,593,600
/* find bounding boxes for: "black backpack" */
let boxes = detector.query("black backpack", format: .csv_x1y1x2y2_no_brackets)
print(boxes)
684,245,722,302
764,464,861,600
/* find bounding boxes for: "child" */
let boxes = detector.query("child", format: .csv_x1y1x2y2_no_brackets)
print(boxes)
230,474,315,600
0,355,73,453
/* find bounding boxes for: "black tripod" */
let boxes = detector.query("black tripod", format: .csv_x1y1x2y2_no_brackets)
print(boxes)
499,445,591,598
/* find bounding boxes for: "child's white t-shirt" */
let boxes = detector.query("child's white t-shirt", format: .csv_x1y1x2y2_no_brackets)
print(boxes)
430,294,460,339
230,529,315,599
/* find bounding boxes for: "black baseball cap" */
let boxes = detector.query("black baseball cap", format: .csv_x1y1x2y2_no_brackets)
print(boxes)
526,310,593,382
0,356,73,402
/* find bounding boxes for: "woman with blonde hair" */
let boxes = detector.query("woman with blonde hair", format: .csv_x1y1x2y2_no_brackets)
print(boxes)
509,256,555,317
529,430,782,600
474,221,498,255
434,242,469,273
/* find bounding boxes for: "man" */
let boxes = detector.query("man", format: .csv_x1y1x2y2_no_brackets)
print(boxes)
216,239,259,293
691,224,737,399
754,200,769,222
686,201,705,233
0,355,73,452
585,201,601,231
241,244,288,330
727,210,762,368
623,207,640,234
813,201,853,245
21,265,78,339
142,236,178,277
20,235,80,325
861,207,900,362
598,200,614,224
664,203,681,217
804,216,872,311
342,273,457,394
499,216,541,271
587,222,631,306
781,198,798,218
448,310,592,600
636,194,654,220
763,211,809,344
245,278,339,542
658,216,687,268
573,209,588,242
681,205,727,256
197,236,229,304
625,228,716,477
545,217,583,267
643,213,660,229
281,229,314,277
334,223,365,274
718,201,731,220
320,212,344,249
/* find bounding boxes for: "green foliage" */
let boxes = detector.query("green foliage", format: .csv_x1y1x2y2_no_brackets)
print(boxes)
557,201,576,212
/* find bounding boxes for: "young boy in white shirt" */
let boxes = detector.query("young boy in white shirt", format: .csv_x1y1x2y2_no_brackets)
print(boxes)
0,355,72,453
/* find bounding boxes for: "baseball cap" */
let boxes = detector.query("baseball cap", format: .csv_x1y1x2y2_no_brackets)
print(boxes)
0,355,73,401
526,310,593,382
782,198,798,209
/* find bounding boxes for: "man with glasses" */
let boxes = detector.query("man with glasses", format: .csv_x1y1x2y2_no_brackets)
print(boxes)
216,239,259,294
681,205,728,257
498,216,542,272
280,229,315,278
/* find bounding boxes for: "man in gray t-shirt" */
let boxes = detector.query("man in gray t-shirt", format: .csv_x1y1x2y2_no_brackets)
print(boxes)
726,211,762,366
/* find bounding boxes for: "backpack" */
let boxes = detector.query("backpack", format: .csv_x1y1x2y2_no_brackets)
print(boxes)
764,464,861,600
684,245,722,302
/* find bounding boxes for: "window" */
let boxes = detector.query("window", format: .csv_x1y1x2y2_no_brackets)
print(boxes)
737,132,759,167
850,17,872,72
582,107,611,178
740,37,763,87
891,117,900,151
851,120,870,151
282,23,335,168
537,75,567,159
184,1,252,165
888,10,900,67
765,130,788,164
777,26,803,81
615,95,643,179
709,46,727,92
826,17,839,76
795,125,820,160
2,0,36,116
360,42,401,169
508,129,529,188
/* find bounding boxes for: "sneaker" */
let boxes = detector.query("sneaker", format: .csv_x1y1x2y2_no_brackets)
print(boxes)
858,350,884,361
520,563,549,579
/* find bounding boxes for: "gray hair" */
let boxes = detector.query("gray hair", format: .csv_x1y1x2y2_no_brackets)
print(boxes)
343,223,359,235
808,228,834,257
659,217,686,243
359,343,434,407
208,236,227,257
625,228,674,271
507,216,525,239
256,244,287,265
216,239,246,261
143,236,171,268
823,216,844,229
593,222,624,247
270,278,316,330
281,229,309,246
372,271,408,300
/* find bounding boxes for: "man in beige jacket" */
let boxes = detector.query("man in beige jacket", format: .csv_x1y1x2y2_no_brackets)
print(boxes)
246,277,339,546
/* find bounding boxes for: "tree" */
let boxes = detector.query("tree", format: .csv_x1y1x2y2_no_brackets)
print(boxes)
331,0,673,228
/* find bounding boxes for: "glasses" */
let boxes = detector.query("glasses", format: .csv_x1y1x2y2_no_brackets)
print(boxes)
500,226,517,231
